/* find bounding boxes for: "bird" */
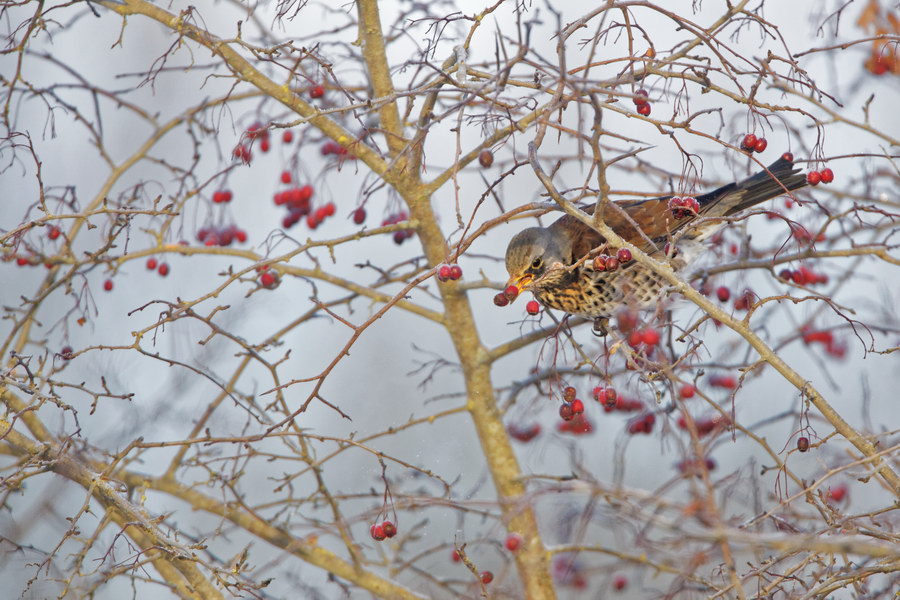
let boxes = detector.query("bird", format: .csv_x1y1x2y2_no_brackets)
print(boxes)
503,156,807,330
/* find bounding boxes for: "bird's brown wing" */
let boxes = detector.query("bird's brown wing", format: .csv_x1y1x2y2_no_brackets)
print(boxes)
548,198,676,262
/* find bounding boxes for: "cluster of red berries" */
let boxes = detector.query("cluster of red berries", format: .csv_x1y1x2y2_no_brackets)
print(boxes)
790,224,826,244
507,423,541,442
708,374,737,389
668,196,700,219
627,327,660,348
733,289,756,311
632,88,651,116
257,265,279,289
436,263,463,282
145,258,170,277
677,413,729,437
779,265,829,286
558,413,593,435
382,211,415,245
806,167,834,186
369,519,397,541
553,555,588,590
321,141,352,157
676,457,717,476
197,225,248,247
740,133,768,153
627,412,656,434
212,189,233,204
593,247,632,271
801,327,847,359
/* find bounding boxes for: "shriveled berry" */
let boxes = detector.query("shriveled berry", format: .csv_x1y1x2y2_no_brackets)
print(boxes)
806,171,821,186
637,103,651,116
146,258,158,270
505,533,522,552
819,168,834,184
592,255,608,271
782,152,794,162
480,571,494,584
353,207,366,225
158,263,170,277
382,520,397,538
310,84,325,99
478,150,494,168
525,300,540,315
563,386,577,402
370,524,386,541
740,133,757,152
797,436,810,452
559,403,575,421
449,265,462,280
716,286,730,302
438,265,452,282
503,285,519,301
103,279,113,292
753,137,768,153
616,248,632,263
493,292,510,307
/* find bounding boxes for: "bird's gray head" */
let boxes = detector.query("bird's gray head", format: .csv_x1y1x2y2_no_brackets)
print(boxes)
504,227,566,293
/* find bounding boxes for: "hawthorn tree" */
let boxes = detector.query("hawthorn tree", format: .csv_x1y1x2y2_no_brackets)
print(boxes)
2,1,899,598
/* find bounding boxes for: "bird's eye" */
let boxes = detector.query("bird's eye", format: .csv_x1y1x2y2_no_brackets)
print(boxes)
531,257,543,270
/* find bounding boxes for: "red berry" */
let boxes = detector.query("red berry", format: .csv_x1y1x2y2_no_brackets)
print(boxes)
158,263,170,277
493,293,510,307
298,185,314,201
507,423,541,442
370,524,386,541
235,229,248,243
505,533,522,552
310,84,325,99
503,285,519,301
797,436,810,452
628,330,643,347
716,286,731,302
559,403,575,421
603,387,617,407
103,279,113,292
641,328,660,346
782,152,794,162
613,575,628,591
146,258,158,270
451,550,461,562
352,207,366,224
324,202,336,217
382,520,397,538
563,386,577,401
616,248,632,262
592,254,608,271
571,398,584,414
437,265,452,282
679,384,695,399
828,484,847,502
740,133,757,152
753,137,768,153
480,571,493,585
48,226,61,240
819,168,834,184
478,150,494,168
281,171,292,184
632,88,649,105
60,346,74,360
260,138,271,153
525,300,540,315
806,171,821,186
282,130,294,143
260,271,278,288
637,103,651,116
449,265,462,280
604,256,620,271
709,374,737,389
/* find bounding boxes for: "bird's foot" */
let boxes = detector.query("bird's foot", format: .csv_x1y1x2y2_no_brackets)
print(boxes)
592,316,609,337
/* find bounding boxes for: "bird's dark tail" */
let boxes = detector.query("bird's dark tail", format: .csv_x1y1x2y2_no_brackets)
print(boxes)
699,157,807,217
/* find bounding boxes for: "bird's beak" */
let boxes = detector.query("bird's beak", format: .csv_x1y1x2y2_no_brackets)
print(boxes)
505,274,533,301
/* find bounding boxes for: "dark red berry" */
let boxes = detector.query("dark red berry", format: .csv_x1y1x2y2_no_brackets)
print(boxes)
525,300,540,315
604,257,620,271
505,533,522,552
353,207,366,225
478,150,494,168
282,130,294,143
806,171,821,186
146,258,158,270
740,133,757,152
559,403,575,421
782,152,794,162
480,571,493,585
438,265,452,282
797,437,810,452
503,285,519,301
820,168,834,184
310,84,325,99
637,103,651,116
382,520,397,538
103,279,113,292
632,88,649,105
593,255,608,271
60,346,74,360
370,524,386,541
716,286,730,302
158,263,170,277
753,137,768,153
616,248,632,262
493,292,510,307
449,265,462,280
